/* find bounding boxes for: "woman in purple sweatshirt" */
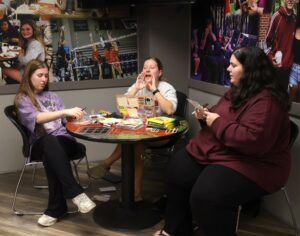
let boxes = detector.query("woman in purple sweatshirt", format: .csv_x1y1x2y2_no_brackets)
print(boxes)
15,60,95,227
155,47,291,236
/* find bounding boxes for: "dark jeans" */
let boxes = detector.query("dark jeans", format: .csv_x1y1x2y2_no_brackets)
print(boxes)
31,135,83,217
164,148,267,236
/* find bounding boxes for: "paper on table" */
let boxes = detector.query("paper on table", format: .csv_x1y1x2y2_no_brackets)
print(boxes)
127,108,139,118
127,97,139,107
116,96,128,107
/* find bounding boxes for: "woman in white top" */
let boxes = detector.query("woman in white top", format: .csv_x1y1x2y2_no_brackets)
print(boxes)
3,19,45,83
88,57,178,200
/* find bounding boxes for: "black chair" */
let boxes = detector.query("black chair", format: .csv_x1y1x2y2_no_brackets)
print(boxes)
149,91,188,212
236,120,299,236
174,90,188,118
145,90,188,160
4,105,90,216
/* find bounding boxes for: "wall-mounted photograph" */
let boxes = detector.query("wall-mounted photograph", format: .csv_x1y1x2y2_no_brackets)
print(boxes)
50,16,137,82
0,1,137,88
0,12,51,85
191,0,299,102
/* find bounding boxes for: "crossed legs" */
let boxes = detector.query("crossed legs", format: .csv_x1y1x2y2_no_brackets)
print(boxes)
31,135,83,217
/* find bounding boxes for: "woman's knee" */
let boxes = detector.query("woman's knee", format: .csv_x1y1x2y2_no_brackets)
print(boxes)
190,183,229,215
190,186,211,210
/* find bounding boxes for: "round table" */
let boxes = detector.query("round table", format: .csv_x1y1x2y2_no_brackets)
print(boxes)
66,118,189,230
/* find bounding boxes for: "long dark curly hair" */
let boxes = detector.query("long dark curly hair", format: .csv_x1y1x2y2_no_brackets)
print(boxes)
225,46,290,111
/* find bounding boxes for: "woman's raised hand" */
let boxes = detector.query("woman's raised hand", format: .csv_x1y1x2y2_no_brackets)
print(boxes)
146,73,156,91
135,72,147,90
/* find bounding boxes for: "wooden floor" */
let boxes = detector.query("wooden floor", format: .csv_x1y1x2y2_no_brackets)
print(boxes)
0,156,296,236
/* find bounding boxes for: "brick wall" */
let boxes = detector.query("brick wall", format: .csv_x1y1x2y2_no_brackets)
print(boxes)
258,14,271,41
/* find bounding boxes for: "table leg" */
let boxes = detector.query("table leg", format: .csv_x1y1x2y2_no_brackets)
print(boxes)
121,143,135,209
93,143,161,230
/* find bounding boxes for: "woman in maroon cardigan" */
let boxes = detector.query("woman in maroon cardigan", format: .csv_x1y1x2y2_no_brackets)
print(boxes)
155,47,291,236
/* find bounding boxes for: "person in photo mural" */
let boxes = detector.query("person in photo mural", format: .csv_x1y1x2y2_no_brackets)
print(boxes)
3,19,45,83
265,0,296,90
289,5,300,102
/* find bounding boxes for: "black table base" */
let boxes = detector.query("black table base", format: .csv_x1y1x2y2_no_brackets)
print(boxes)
93,200,161,230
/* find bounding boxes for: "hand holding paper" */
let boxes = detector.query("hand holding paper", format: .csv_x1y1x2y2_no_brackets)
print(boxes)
187,98,204,110
187,98,208,120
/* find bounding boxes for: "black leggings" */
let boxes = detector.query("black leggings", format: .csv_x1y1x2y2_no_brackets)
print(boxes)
31,135,83,217
164,148,267,236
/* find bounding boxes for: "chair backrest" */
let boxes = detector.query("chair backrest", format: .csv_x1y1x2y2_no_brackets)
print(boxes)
289,120,299,150
4,105,31,158
174,90,188,118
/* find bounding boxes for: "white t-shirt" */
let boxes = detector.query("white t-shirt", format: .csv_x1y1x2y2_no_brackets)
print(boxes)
126,80,177,115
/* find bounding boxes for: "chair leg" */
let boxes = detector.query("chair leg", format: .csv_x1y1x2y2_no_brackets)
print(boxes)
72,155,91,189
32,162,48,189
235,191,298,236
235,205,242,233
281,187,299,236
12,163,44,216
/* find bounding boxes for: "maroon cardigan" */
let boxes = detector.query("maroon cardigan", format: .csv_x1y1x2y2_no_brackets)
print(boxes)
186,90,291,193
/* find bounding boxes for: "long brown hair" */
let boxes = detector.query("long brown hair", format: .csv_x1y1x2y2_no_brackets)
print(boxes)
19,19,44,54
15,60,49,110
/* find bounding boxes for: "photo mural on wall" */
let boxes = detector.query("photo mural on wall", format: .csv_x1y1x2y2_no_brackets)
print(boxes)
191,0,299,102
0,0,138,86
51,17,137,82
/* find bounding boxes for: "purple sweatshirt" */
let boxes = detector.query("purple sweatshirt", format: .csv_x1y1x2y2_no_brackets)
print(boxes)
186,90,291,193
17,91,74,145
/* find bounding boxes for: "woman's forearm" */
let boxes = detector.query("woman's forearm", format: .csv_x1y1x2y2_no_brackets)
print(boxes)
154,93,174,115
36,110,65,124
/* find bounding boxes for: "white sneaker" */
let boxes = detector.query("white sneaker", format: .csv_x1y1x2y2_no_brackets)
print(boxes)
37,214,58,227
72,193,96,213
